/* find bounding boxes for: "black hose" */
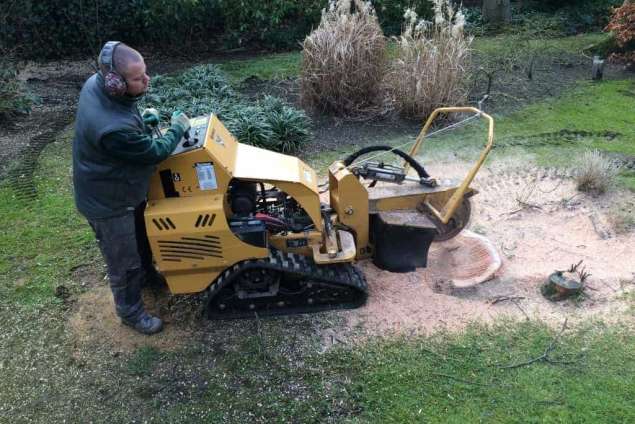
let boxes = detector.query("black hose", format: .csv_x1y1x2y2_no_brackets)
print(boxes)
259,182,268,214
342,145,430,178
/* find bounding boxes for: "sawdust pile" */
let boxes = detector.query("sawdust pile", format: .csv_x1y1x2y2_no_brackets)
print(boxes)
342,162,635,337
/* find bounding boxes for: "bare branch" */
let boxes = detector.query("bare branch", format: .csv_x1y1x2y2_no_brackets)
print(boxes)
499,318,570,369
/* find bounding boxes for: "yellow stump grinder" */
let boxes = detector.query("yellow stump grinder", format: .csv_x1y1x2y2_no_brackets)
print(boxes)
145,107,494,319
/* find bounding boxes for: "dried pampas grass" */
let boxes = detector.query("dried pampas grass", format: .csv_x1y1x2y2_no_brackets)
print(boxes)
386,0,472,119
300,0,387,118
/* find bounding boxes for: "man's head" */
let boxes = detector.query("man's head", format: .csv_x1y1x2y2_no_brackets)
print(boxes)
99,42,149,97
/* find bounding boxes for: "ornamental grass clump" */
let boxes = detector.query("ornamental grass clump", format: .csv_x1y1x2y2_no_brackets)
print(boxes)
386,0,472,119
300,0,387,118
574,149,620,195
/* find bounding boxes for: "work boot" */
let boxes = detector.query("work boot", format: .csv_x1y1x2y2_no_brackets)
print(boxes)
122,311,164,335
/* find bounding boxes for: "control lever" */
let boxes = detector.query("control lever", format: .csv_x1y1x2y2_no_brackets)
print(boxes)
182,130,194,147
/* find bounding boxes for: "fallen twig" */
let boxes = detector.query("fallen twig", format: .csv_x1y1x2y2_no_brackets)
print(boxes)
517,200,543,210
499,318,569,369
536,178,564,194
420,346,463,363
500,208,523,216
489,295,526,305
511,298,530,321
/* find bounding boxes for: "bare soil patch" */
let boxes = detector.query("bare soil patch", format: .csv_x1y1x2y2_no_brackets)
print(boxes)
69,284,202,353
0,60,92,179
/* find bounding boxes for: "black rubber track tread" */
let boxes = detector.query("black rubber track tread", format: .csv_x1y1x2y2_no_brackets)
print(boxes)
206,249,368,320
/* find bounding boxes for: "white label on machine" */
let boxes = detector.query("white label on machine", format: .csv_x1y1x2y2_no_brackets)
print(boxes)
191,117,207,126
196,162,217,190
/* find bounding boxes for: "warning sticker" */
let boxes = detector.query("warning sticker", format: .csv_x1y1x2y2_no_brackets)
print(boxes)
195,162,218,190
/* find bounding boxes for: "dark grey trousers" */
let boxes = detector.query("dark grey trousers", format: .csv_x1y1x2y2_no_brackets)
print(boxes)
87,203,155,321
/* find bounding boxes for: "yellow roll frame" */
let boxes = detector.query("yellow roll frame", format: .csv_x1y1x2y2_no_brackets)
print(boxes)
406,107,494,224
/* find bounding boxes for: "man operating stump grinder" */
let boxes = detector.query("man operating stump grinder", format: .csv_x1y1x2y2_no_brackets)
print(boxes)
73,41,190,335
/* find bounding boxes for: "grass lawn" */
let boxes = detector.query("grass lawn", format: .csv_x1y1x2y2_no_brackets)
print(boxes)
0,135,97,308
218,51,301,84
326,321,635,423
1,32,634,422
417,79,635,191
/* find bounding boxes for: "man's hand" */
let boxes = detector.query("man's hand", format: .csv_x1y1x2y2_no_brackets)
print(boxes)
171,110,191,133
142,108,160,127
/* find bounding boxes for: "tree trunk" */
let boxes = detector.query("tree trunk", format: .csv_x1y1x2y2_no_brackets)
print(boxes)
482,0,512,24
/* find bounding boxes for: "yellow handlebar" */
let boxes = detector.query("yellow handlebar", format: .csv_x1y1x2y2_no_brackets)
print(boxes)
406,107,495,225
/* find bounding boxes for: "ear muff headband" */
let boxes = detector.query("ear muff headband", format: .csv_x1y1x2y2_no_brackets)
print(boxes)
99,41,127,97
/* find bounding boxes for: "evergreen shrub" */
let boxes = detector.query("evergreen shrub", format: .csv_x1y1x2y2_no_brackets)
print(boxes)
140,65,312,152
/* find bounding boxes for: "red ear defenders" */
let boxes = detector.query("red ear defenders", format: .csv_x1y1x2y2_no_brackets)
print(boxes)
99,41,127,96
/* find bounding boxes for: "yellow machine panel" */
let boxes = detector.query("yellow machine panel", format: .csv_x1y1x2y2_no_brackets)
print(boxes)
145,195,268,294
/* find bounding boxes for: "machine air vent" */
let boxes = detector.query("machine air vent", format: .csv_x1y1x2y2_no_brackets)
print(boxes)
195,214,216,228
158,235,222,262
152,217,176,231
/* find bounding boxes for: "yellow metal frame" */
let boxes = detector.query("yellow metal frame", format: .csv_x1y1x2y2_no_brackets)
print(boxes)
406,107,494,224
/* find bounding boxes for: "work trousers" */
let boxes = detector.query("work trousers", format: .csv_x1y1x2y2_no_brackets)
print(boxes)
87,202,155,321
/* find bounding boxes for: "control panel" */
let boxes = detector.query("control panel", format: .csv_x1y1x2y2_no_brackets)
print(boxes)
170,115,210,156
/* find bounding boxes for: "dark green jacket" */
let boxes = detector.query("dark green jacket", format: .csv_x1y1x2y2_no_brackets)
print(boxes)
72,73,183,219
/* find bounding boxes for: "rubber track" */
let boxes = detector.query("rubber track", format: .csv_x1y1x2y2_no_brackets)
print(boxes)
206,249,368,319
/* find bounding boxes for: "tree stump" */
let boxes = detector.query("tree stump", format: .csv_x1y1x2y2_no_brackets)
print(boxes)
592,56,604,81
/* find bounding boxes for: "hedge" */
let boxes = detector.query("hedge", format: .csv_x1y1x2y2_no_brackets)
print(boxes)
0,0,436,59
0,1,619,59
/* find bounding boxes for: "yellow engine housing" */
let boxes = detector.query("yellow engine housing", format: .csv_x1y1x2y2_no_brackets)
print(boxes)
145,115,322,294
